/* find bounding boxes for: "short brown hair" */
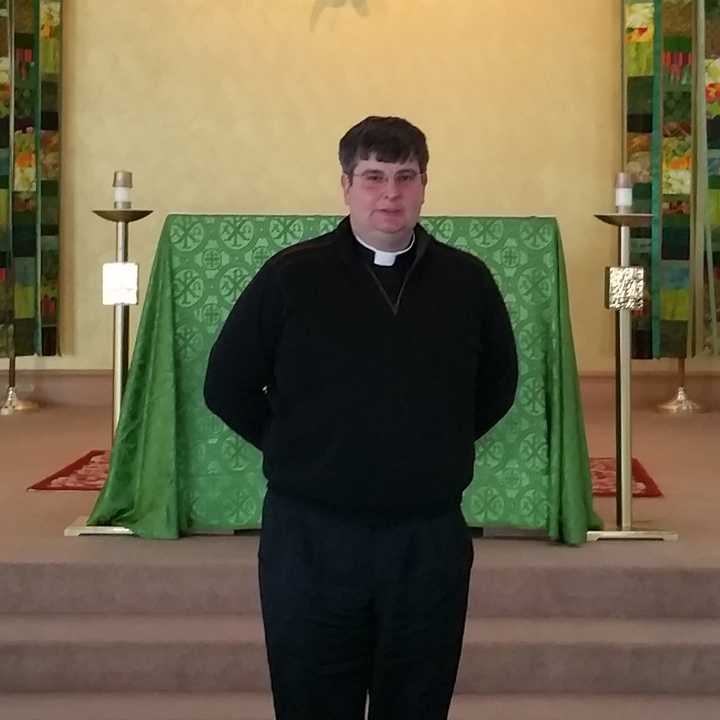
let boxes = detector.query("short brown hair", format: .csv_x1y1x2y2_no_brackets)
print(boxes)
338,116,429,179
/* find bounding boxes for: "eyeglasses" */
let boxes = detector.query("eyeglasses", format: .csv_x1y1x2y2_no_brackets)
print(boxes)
349,169,424,191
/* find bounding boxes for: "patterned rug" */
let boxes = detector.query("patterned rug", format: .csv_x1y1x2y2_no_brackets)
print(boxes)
27,450,663,498
589,457,663,498
28,450,110,491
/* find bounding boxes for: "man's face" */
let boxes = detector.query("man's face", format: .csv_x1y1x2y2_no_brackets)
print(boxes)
341,155,427,246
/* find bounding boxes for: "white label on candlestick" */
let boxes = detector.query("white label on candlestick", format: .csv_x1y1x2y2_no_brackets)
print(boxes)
103,262,139,305
606,266,644,310
615,187,633,208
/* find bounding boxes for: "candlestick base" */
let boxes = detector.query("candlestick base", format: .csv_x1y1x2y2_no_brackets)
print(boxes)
658,385,704,414
587,528,679,542
0,386,39,415
64,515,134,536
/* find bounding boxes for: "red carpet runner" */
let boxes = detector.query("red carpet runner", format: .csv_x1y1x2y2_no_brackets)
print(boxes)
28,450,663,498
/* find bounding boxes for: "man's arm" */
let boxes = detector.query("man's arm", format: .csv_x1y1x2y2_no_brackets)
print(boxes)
204,262,283,450
474,264,518,440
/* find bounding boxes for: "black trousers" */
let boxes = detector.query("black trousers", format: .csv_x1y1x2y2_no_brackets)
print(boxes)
258,490,474,720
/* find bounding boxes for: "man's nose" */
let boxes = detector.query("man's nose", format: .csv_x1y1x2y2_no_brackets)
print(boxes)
383,177,402,198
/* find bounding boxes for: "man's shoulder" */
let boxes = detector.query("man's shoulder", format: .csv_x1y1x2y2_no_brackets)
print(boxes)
264,225,341,273
421,226,491,278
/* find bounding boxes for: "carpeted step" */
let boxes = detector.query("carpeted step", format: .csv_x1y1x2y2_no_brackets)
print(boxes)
2,693,720,720
467,564,720,619
450,695,720,720
0,692,274,720
0,560,263,615
457,617,720,694
0,614,268,693
2,615,720,694
3,550,720,618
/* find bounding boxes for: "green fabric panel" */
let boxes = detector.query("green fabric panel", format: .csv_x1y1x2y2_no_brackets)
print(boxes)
40,80,58,110
708,132,720,149
659,318,688,353
663,212,691,226
87,214,602,545
660,288,690,319
633,182,653,198
631,235,652,253
13,254,34,318
0,13,7,59
39,1,60,76
88,227,180,538
14,32,32,48
40,233,57,323
547,224,601,543
664,36,692,52
40,130,59,178
627,39,654,77
628,76,654,113
11,317,33,353
633,196,653,213
0,188,7,248
709,188,720,224
40,192,57,225
11,223,35,256
662,232,691,260
40,178,57,195
664,90,691,121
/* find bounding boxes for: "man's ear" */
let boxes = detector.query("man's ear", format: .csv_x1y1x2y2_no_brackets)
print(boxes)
341,174,351,204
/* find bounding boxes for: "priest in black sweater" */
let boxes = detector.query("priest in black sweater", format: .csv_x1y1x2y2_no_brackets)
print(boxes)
204,116,518,720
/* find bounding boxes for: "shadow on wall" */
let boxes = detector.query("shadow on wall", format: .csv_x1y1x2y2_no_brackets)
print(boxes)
311,0,370,29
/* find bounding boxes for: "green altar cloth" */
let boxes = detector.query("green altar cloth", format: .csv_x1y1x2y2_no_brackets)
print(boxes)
88,214,602,544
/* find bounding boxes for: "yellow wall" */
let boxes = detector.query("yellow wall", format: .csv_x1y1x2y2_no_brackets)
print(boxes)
5,0,719,372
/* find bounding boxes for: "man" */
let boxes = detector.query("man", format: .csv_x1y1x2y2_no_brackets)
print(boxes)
204,116,518,719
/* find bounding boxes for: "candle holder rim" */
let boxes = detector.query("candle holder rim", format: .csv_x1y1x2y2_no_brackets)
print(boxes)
93,209,154,223
594,212,652,228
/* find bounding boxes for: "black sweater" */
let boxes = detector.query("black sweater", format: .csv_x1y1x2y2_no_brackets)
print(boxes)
204,217,518,522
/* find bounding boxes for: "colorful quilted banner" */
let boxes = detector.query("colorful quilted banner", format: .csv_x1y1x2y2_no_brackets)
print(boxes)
0,0,61,359
624,0,720,357
701,0,720,353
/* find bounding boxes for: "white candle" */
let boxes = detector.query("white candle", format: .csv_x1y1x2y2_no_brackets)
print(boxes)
113,186,131,204
615,172,633,211
112,170,133,209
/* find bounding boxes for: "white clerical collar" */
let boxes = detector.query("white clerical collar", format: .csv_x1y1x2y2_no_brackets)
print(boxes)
353,232,415,267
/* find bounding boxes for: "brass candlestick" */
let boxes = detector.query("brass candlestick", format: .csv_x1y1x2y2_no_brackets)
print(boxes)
93,171,152,434
587,173,677,541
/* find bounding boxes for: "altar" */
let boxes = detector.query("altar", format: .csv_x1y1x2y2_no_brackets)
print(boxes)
87,214,601,544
